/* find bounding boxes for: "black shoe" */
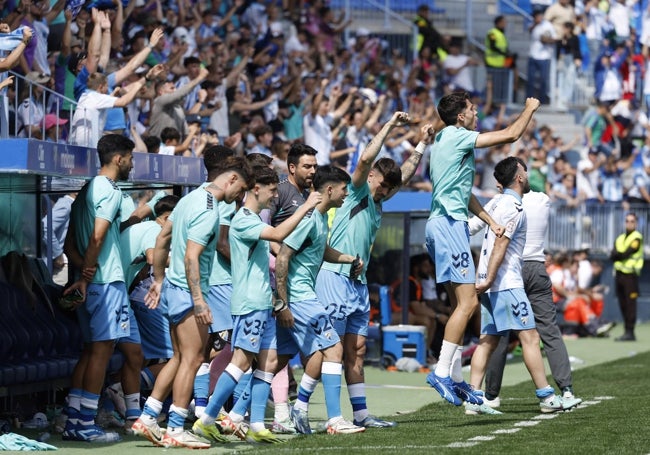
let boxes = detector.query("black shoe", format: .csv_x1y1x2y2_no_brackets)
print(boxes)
615,333,636,342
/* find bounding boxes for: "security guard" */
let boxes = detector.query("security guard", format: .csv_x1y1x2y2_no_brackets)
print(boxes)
610,213,644,341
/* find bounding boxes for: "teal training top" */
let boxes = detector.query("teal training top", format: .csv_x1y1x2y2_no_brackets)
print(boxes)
229,206,272,315
429,125,480,221
71,175,124,283
166,183,220,293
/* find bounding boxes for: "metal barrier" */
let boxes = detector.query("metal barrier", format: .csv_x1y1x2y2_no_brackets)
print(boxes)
339,0,419,62
2,71,77,142
547,202,650,257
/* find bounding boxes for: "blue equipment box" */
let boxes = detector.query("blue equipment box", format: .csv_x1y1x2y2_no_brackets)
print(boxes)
382,325,427,365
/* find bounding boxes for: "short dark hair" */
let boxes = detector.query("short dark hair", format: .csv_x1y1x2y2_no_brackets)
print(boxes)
144,136,160,153
246,152,273,167
97,134,134,166
313,165,351,191
372,158,402,188
160,127,181,143
494,156,527,188
437,91,470,126
67,51,88,75
204,145,235,180
253,124,273,139
253,165,279,186
217,156,255,189
154,195,180,215
184,56,201,67
287,142,318,166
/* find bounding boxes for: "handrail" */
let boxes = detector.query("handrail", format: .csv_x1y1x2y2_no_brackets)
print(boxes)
498,0,533,23
6,70,78,142
342,0,419,62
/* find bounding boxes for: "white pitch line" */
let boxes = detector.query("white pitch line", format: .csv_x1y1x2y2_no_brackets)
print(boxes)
492,428,522,434
581,400,602,406
532,413,560,420
514,420,542,427
469,436,496,441
447,441,480,448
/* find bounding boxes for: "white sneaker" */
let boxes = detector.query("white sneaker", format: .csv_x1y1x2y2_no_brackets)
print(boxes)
326,417,365,435
271,418,297,434
483,396,501,408
539,395,564,413
161,429,211,449
464,402,503,415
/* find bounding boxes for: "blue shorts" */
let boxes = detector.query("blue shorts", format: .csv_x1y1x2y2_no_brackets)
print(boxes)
130,279,173,360
425,216,475,285
481,288,536,335
231,309,276,354
77,282,130,343
161,278,195,326
315,269,369,337
276,298,340,357
206,284,233,333
118,306,141,345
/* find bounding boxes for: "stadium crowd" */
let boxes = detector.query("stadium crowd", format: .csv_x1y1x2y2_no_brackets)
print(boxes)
0,0,646,447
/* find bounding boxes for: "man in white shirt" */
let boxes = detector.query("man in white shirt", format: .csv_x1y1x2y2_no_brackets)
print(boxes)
466,157,581,415
527,10,557,104
443,40,478,93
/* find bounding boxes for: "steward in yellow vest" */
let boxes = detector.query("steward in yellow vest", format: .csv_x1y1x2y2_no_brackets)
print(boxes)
610,213,644,341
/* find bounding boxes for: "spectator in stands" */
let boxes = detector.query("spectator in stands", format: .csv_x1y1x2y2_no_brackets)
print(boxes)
249,123,273,156
148,64,209,140
15,70,48,137
527,10,557,104
550,172,582,207
69,65,162,148
594,44,626,105
611,212,644,341
0,25,32,73
576,149,605,203
556,21,582,110
158,124,200,156
544,0,576,39
443,39,479,93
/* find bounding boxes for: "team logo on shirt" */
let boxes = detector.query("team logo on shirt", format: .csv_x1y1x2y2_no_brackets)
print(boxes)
506,221,515,234
249,337,259,346
521,316,529,325
460,268,468,277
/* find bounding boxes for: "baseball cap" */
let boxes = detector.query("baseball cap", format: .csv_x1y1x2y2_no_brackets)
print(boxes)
42,114,68,130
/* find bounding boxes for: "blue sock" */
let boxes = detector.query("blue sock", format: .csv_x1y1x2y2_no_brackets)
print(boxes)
249,371,273,425
203,364,244,420
193,363,210,408
140,368,156,393
167,405,188,431
231,377,253,417
233,371,252,403
536,386,555,399
321,362,342,420
79,390,100,425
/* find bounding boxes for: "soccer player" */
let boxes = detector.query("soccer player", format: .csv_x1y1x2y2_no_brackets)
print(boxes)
118,195,179,419
425,91,540,406
274,165,366,435
192,166,321,444
466,156,581,414
193,145,236,419
315,112,435,428
480,190,582,409
132,156,253,449
267,142,318,432
61,134,135,442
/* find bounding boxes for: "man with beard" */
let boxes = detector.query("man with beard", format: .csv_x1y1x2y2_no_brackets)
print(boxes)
61,134,136,442
466,157,580,415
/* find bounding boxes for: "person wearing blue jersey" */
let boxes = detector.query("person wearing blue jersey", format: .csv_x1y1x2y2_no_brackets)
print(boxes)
466,157,581,415
60,134,135,443
274,166,366,435
315,111,435,428
192,166,322,444
425,91,540,406
113,195,179,426
132,155,253,449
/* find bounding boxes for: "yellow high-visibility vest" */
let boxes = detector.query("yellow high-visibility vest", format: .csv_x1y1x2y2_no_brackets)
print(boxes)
485,28,507,68
614,230,644,275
